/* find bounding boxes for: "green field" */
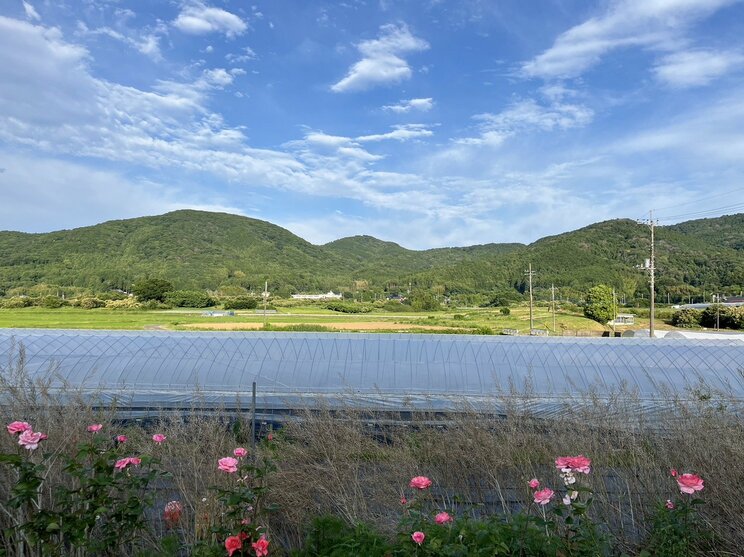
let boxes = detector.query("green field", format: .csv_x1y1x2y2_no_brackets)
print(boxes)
0,304,642,334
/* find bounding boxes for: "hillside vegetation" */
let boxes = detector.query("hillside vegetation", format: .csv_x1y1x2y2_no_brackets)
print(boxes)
0,210,742,299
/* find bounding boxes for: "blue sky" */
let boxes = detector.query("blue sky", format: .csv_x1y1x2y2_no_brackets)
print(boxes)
1,0,744,248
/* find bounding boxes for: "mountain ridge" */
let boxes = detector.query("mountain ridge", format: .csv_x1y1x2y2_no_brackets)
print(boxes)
0,210,742,297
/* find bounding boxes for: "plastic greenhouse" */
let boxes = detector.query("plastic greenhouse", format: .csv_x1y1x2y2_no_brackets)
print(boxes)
1,329,742,419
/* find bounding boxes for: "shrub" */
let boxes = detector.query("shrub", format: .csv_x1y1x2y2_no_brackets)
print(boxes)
132,278,174,302
223,297,259,310
700,305,744,330
165,290,215,308
105,298,142,310
325,302,372,314
671,308,701,328
73,297,106,309
0,297,32,309
36,296,68,309
500,306,511,315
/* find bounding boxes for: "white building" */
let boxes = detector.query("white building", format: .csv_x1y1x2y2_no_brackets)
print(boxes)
291,291,343,300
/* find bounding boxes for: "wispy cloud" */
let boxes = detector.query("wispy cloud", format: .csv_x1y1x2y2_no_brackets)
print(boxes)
455,99,593,146
653,48,744,87
22,1,40,21
383,97,433,113
331,24,429,92
173,2,247,38
356,123,434,142
76,21,162,60
521,0,739,79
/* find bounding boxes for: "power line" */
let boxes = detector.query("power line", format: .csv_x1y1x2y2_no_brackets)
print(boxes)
651,186,744,213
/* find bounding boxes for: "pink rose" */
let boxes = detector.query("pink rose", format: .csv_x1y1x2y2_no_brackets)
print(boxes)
533,488,554,506
267,433,273,441
116,435,128,443
87,424,103,433
218,457,239,473
676,473,704,495
670,469,678,477
409,476,432,490
225,535,242,557
400,496,407,505
234,447,248,458
528,478,540,489
18,430,45,450
114,457,141,470
411,531,425,545
555,455,591,474
252,535,269,557
435,511,453,524
665,500,675,509
6,421,32,435
152,434,166,444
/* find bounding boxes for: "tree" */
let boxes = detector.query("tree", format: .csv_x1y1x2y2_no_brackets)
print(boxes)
132,278,174,302
583,284,615,324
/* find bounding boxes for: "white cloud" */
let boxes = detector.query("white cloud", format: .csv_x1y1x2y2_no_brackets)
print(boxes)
0,152,245,233
455,99,593,146
653,49,744,87
331,24,429,92
615,88,744,162
226,46,257,63
521,0,739,79
76,21,162,60
22,1,40,21
356,124,434,142
173,2,247,38
383,97,434,113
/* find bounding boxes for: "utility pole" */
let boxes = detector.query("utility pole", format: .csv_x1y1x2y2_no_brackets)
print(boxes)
524,263,535,333
551,284,557,333
612,288,617,336
716,293,720,331
262,281,269,325
637,211,657,338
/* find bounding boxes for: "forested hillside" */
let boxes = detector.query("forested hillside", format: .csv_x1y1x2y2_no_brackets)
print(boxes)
0,210,742,299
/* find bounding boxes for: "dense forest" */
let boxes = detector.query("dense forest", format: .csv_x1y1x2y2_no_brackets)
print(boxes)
0,210,742,301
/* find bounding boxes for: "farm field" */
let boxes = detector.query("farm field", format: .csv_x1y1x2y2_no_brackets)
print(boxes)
0,304,659,334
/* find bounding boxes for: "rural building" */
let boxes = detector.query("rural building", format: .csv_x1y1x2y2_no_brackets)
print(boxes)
290,291,343,300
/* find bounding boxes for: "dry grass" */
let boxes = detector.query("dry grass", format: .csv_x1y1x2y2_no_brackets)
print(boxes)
1,345,743,555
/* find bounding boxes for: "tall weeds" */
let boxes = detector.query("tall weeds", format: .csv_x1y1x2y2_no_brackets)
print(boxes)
1,344,742,555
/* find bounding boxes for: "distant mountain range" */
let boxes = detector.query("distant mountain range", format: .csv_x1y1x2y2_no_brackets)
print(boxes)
1,210,742,299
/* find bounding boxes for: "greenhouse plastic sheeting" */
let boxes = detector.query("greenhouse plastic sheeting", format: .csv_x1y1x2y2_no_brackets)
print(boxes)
1,329,742,417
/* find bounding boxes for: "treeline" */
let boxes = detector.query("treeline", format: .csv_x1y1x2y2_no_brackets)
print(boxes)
0,210,742,300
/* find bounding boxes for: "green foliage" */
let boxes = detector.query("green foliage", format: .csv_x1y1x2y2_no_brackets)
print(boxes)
223,296,259,310
73,296,106,309
132,278,174,302
37,295,69,308
500,306,511,316
0,296,32,308
165,289,215,308
583,285,615,324
0,210,742,299
324,302,373,314
410,291,441,311
700,305,744,330
295,516,390,557
671,309,702,328
640,498,713,556
1,431,168,554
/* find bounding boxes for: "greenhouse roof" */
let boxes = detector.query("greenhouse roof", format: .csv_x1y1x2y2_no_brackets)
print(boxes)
1,329,742,417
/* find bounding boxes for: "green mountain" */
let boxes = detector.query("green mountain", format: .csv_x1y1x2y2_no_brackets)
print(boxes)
0,210,742,299
669,214,744,251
